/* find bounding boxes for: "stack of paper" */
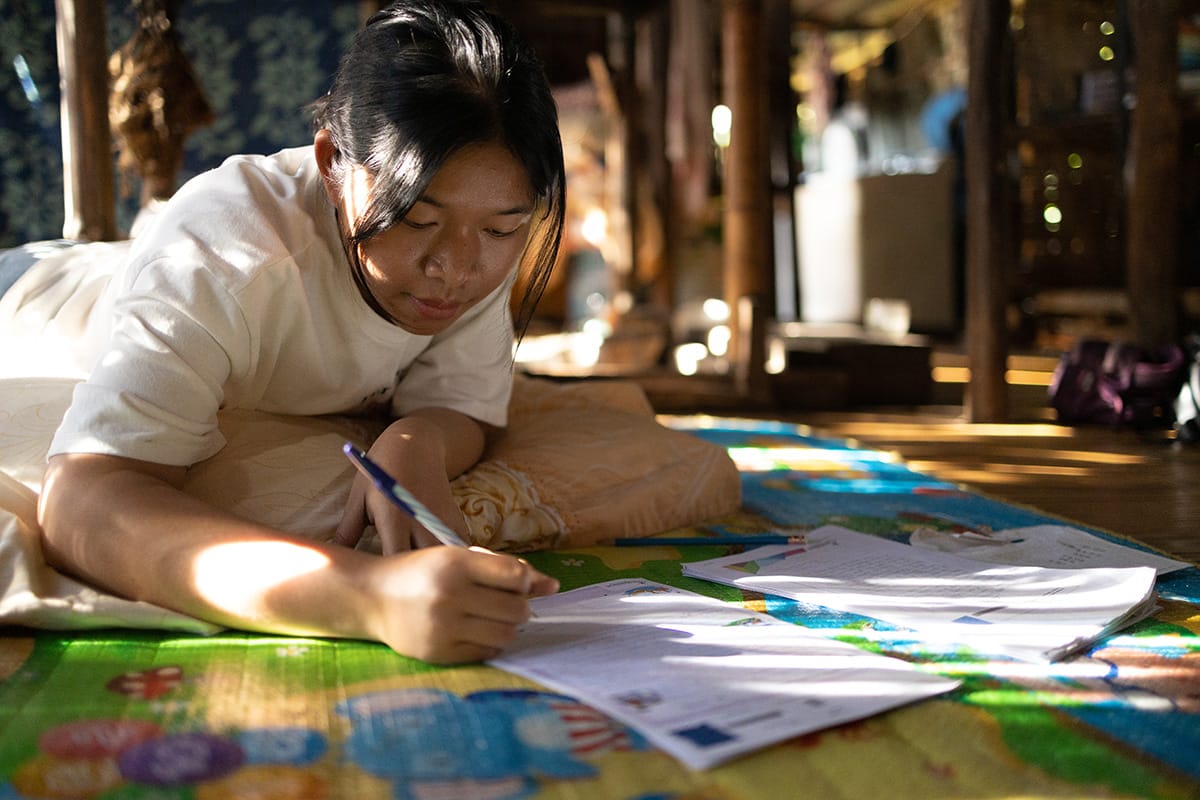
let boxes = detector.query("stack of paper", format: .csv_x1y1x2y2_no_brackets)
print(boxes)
681,525,1160,663
908,523,1190,574
491,578,960,770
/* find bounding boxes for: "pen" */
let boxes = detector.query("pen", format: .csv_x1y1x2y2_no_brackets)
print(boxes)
342,442,470,549
613,535,805,547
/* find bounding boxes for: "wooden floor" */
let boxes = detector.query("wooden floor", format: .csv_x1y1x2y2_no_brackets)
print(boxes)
781,404,1200,564
768,362,1200,563
646,351,1200,564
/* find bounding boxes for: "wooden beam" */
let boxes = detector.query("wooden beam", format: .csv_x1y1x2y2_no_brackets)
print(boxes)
963,0,1013,422
1125,0,1181,347
55,0,116,241
721,0,772,396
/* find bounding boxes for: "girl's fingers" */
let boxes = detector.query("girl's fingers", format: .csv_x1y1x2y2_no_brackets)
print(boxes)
439,593,540,661
439,641,504,664
527,568,560,597
465,547,558,597
409,524,442,550
370,547,550,663
456,609,528,649
333,481,367,548
377,515,419,554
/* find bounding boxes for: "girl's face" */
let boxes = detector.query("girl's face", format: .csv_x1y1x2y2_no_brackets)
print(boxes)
330,141,535,336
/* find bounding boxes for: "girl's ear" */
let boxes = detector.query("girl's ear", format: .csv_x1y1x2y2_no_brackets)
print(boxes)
313,129,341,205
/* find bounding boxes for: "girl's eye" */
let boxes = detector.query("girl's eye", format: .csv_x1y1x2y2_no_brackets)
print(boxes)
486,227,520,239
404,219,435,230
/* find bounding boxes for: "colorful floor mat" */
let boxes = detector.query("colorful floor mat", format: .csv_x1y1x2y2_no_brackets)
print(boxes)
1,417,1197,799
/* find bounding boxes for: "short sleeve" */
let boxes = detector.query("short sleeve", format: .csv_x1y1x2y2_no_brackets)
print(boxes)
48,266,244,466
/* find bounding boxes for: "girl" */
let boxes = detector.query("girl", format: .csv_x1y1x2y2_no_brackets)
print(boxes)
36,0,565,664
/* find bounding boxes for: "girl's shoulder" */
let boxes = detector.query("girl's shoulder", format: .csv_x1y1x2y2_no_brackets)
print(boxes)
127,147,338,293
172,146,323,227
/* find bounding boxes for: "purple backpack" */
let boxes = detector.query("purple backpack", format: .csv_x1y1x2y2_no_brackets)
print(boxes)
1048,339,1186,428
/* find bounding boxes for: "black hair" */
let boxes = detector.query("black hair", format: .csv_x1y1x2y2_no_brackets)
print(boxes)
309,0,565,337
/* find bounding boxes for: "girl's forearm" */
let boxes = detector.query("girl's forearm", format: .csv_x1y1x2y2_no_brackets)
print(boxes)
38,453,379,640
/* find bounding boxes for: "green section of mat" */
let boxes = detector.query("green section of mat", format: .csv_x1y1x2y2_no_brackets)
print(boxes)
0,417,1197,800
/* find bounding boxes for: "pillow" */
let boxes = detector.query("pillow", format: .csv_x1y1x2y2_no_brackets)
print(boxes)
0,374,740,630
0,375,739,549
185,375,743,552
0,378,220,632
459,376,742,551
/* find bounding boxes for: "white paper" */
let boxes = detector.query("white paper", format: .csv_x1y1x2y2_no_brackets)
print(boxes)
682,525,1159,663
909,524,1191,575
490,578,959,770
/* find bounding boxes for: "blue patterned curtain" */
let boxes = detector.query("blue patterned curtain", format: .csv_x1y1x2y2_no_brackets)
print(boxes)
0,0,360,247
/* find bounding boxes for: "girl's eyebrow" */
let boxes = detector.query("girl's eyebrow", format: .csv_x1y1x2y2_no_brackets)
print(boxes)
414,194,533,216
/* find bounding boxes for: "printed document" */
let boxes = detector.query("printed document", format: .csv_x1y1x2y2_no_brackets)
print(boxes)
490,578,959,770
908,523,1191,574
682,525,1159,662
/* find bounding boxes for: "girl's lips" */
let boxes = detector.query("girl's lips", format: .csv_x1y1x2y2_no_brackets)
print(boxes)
409,296,462,321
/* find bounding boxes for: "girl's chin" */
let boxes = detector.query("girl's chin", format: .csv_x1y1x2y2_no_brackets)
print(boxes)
392,315,454,336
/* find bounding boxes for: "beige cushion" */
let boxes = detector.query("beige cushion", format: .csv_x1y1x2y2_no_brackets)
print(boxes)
0,374,740,630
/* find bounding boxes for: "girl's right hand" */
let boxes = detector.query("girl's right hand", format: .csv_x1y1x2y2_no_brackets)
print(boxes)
361,545,558,664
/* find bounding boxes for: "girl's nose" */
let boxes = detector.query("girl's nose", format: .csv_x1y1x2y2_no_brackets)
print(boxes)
423,228,477,285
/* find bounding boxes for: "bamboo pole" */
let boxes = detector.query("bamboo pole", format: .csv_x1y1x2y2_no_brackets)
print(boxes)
55,0,116,241
1125,0,1180,347
963,0,1013,422
721,0,771,396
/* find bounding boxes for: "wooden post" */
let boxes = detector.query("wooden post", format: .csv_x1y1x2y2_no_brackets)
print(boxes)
721,0,772,397
963,0,1013,422
55,0,116,241
1125,0,1180,347
612,11,639,301
766,0,798,322
633,6,673,310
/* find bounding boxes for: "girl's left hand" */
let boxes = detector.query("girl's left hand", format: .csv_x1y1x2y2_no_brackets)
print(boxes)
334,416,474,554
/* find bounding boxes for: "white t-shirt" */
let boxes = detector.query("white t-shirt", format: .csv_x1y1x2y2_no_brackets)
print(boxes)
47,146,516,466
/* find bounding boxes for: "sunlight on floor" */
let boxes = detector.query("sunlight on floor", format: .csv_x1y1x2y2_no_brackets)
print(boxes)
907,462,1099,483
931,366,1055,387
815,421,1077,440
966,448,1145,465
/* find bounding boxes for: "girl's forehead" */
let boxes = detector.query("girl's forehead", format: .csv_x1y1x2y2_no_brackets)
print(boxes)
418,142,535,214
345,142,535,225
